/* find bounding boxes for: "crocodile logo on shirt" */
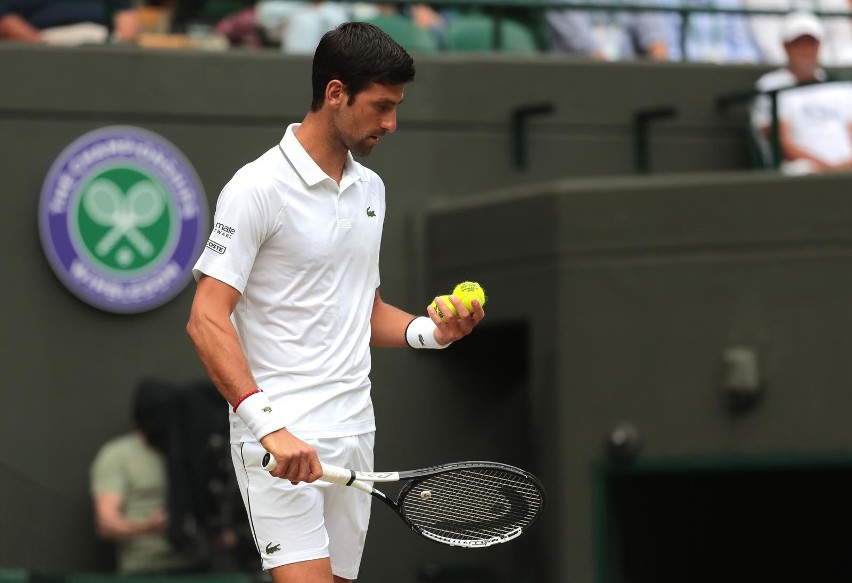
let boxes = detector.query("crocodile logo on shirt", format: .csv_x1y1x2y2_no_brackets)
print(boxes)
262,406,272,413
366,207,376,217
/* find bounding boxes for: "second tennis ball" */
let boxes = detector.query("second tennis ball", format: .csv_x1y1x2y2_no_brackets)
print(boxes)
431,295,457,321
452,281,487,311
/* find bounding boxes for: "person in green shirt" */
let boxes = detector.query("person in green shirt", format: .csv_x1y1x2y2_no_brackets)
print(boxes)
89,380,204,574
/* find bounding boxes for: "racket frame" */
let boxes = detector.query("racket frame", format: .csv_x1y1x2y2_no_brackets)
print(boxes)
260,455,545,548
329,461,545,548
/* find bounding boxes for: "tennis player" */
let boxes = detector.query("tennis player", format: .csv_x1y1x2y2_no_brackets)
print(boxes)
187,22,485,583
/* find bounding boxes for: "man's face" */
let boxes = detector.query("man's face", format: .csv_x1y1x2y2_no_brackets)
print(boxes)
334,82,405,157
785,35,820,78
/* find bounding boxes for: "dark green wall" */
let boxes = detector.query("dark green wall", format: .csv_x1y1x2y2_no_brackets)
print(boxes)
2,42,837,582
425,171,852,582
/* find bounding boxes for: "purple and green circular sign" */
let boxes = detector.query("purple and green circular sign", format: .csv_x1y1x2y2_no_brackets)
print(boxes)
38,126,208,314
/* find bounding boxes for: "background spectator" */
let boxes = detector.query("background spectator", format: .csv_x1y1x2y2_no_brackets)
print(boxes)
90,379,206,574
656,0,762,63
0,0,138,45
745,0,852,66
546,0,668,60
751,10,852,173
255,0,350,53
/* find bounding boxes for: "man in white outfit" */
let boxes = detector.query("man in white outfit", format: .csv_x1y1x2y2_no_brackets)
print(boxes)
745,0,852,66
187,21,485,583
751,10,852,173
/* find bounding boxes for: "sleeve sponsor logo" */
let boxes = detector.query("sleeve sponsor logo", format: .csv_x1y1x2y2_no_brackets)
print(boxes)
206,239,226,254
214,222,235,238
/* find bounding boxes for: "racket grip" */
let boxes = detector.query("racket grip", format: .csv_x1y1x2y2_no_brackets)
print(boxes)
260,454,351,486
319,463,356,485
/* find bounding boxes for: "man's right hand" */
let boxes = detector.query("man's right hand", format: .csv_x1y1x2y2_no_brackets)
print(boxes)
145,508,169,535
260,428,323,485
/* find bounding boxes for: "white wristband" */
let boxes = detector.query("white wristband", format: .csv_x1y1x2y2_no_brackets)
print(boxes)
234,391,287,440
405,316,452,349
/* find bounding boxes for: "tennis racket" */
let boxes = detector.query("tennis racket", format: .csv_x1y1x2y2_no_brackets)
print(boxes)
262,453,546,548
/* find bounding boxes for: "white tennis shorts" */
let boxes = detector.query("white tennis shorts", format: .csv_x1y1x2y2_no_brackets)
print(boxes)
232,433,375,578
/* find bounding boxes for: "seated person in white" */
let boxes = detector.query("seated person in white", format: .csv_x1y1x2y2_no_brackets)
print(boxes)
751,11,852,174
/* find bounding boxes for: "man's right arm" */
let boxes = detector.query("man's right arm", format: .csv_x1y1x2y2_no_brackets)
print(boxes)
776,120,833,171
187,275,256,407
93,492,167,541
186,275,321,484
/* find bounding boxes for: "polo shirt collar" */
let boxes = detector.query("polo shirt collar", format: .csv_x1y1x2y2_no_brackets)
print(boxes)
280,123,360,189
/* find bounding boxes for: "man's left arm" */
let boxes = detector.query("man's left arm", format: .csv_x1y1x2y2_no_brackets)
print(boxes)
370,288,484,348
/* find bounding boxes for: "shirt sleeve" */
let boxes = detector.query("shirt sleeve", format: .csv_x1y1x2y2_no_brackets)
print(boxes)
192,171,277,293
90,442,127,497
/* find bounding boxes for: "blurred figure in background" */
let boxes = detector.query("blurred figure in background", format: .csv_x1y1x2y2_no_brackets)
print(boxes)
655,0,762,63
408,3,450,48
745,0,852,66
255,0,351,53
546,0,668,60
0,0,138,45
751,10,852,173
254,2,447,55
90,379,206,574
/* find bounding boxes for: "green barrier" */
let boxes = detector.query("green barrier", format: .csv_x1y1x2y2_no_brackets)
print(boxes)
64,576,253,583
0,570,29,583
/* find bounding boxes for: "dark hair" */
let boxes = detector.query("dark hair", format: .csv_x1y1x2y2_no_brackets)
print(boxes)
311,22,416,111
132,378,180,452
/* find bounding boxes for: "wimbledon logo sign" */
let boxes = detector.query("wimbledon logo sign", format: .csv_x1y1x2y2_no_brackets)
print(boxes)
38,126,208,314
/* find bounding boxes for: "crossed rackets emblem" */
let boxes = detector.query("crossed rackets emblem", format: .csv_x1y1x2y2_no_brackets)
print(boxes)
83,178,165,260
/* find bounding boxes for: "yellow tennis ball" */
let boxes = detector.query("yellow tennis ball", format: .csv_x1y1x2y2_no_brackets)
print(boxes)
431,294,457,321
451,281,487,312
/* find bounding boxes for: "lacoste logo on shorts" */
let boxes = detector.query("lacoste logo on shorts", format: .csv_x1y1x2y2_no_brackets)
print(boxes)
266,542,281,554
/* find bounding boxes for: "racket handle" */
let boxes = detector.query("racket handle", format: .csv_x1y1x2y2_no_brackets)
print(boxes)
260,453,353,485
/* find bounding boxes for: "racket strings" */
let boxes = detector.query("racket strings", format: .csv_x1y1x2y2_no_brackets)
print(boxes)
400,468,544,545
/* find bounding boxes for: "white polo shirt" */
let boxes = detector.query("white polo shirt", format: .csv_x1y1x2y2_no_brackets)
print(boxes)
193,123,385,442
752,68,852,166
